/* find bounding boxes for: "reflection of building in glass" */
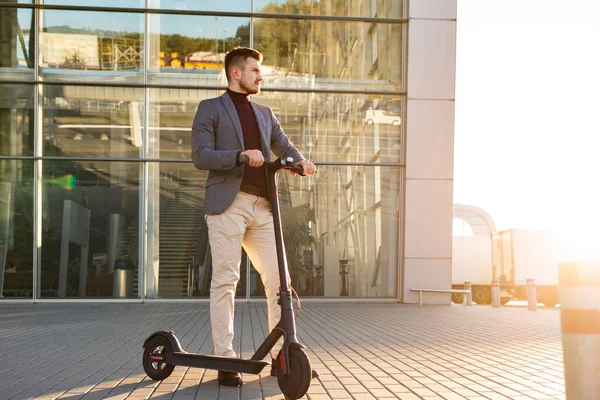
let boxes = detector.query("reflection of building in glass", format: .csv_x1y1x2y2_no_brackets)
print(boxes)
38,33,142,71
0,1,456,305
183,51,224,71
99,36,142,70
41,33,100,69
158,51,227,72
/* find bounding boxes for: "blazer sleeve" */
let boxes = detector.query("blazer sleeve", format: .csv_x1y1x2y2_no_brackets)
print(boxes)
269,108,305,162
191,100,239,171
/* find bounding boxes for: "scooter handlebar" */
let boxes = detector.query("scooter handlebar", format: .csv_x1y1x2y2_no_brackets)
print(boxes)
238,154,314,176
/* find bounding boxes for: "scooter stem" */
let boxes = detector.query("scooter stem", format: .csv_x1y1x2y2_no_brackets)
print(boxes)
266,167,291,292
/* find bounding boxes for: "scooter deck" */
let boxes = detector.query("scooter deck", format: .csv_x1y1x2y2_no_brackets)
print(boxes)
166,352,270,374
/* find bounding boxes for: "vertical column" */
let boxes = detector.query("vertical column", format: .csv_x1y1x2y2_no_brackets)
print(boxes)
403,0,457,304
33,5,42,301
142,3,159,299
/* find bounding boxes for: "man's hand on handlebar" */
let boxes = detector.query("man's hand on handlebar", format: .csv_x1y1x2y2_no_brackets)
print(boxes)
240,149,264,167
238,152,317,176
292,159,317,176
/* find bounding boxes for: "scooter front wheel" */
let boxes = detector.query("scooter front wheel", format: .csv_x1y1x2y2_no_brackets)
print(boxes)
274,347,312,400
143,336,175,380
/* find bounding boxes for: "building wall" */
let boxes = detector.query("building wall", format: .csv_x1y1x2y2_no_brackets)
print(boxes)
403,0,457,303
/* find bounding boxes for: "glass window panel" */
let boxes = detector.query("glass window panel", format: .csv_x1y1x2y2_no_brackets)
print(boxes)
145,162,248,298
250,165,401,298
148,88,221,159
0,7,34,81
151,89,402,163
40,160,140,298
0,1,33,3
149,0,250,13
254,19,403,92
44,0,143,7
0,84,34,156
0,160,34,299
42,85,144,158
254,0,404,20
257,91,403,163
147,15,250,86
41,10,144,83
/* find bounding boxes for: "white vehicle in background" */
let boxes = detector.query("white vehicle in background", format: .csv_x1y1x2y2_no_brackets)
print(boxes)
452,204,560,306
452,228,561,306
491,228,560,306
363,109,401,125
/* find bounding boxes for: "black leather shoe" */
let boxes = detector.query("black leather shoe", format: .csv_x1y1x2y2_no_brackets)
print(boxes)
218,371,243,386
270,359,319,379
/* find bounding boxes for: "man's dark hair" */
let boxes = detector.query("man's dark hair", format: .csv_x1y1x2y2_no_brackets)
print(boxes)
224,47,263,83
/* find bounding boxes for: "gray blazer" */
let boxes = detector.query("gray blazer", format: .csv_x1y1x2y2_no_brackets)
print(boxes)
192,92,303,215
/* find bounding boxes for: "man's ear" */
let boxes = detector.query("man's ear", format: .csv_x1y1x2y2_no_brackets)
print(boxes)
231,66,240,80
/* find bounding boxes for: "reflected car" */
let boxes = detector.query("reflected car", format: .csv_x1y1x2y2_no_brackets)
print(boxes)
363,109,401,125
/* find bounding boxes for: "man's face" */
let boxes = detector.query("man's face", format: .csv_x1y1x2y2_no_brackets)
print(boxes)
237,57,263,94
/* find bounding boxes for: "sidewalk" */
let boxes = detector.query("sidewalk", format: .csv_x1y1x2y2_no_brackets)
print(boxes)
0,303,564,400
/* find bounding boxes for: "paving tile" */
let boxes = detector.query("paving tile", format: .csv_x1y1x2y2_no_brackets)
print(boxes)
0,303,565,400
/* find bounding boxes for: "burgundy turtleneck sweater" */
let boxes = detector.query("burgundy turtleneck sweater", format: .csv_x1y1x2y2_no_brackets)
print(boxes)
227,89,268,198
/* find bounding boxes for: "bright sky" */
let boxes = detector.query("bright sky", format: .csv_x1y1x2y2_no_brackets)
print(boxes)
454,0,600,259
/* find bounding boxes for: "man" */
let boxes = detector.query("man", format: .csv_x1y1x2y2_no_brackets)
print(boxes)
191,47,317,387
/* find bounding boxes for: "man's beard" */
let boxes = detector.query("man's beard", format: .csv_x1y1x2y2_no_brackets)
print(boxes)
239,79,260,95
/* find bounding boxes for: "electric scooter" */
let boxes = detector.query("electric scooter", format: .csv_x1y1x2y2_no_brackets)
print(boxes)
142,156,313,400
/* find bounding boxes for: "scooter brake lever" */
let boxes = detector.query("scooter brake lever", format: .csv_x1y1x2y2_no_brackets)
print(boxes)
285,157,307,176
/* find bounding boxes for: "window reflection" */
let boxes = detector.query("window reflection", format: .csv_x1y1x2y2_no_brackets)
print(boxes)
148,88,218,159
42,85,144,158
44,0,143,7
0,84,34,156
144,163,253,299
250,165,400,298
254,19,402,92
145,162,234,298
147,162,205,298
149,0,250,13
149,89,401,162
147,162,401,299
254,0,404,18
41,10,144,83
40,160,140,298
256,91,402,163
147,15,250,86
0,7,34,81
0,160,34,298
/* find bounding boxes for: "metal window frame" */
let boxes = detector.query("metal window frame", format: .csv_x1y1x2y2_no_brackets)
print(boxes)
1,80,406,97
0,2,408,24
0,156,405,167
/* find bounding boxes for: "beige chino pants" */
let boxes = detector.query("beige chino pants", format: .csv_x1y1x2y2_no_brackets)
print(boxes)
205,191,289,358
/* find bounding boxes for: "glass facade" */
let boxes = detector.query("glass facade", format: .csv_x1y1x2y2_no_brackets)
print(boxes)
0,1,406,300
41,10,145,83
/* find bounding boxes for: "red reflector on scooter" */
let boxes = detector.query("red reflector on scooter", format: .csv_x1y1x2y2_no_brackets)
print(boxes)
280,356,285,369
151,355,165,361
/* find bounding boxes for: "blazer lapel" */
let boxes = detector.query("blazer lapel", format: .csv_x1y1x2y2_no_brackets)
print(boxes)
250,102,270,160
220,92,244,148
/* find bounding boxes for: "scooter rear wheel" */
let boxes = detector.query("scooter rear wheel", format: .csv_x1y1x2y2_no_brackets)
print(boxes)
143,337,175,380
274,347,312,400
